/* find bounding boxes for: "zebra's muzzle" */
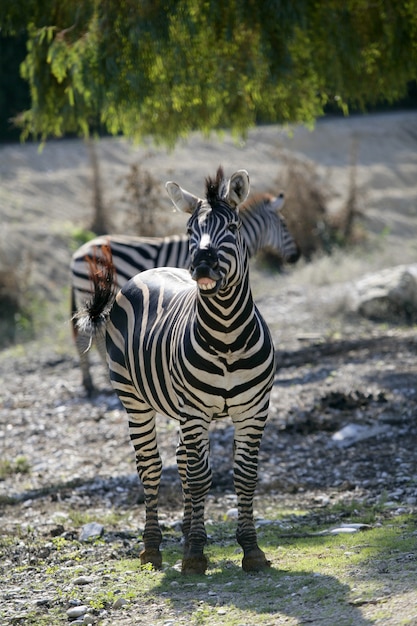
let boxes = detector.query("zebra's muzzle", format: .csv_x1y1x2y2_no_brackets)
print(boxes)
287,245,301,264
191,263,222,294
191,247,222,293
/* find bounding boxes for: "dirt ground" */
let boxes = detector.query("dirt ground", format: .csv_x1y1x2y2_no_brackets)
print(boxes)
1,111,417,624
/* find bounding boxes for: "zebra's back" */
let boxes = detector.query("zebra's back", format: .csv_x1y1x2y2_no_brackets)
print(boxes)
71,234,190,299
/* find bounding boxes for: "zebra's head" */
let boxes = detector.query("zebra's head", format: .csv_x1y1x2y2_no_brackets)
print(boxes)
165,167,250,296
241,192,300,264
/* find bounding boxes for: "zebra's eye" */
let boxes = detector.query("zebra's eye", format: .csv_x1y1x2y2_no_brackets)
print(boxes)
228,222,239,233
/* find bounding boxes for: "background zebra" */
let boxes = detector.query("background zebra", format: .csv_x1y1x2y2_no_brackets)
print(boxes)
76,167,276,574
71,192,299,394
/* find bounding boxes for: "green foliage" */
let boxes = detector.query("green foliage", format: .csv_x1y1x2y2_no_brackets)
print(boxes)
0,455,30,479
69,226,98,251
1,0,417,144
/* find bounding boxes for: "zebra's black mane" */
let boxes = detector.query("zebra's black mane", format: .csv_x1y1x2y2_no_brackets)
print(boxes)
205,166,226,208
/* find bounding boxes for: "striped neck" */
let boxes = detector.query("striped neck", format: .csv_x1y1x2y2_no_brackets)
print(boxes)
194,269,257,351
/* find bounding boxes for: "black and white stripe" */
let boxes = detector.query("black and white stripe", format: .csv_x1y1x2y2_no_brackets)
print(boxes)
71,193,298,393
76,167,275,574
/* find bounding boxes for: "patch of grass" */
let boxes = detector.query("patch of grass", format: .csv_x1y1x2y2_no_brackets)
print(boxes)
66,508,132,528
0,455,30,479
1,507,417,625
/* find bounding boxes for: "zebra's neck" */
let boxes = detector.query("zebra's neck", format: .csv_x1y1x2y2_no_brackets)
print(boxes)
194,271,258,351
240,207,267,256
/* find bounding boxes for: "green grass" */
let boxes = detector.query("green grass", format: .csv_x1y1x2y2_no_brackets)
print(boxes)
1,503,417,625
0,455,30,479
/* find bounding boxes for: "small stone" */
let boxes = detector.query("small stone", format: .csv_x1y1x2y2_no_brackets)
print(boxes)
112,597,128,609
395,507,407,515
332,423,390,448
34,597,52,607
79,522,104,542
73,576,94,586
225,507,238,520
328,527,359,535
49,523,65,537
67,605,89,618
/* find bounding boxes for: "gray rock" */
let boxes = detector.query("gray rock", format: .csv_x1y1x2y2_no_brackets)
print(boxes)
73,575,94,585
350,263,417,323
112,597,128,609
79,522,104,542
332,422,391,447
67,605,89,618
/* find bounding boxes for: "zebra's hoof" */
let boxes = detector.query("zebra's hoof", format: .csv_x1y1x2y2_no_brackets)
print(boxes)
242,549,271,572
140,547,163,569
181,554,208,575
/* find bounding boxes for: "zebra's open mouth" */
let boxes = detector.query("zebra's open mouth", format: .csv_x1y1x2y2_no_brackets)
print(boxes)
197,277,218,292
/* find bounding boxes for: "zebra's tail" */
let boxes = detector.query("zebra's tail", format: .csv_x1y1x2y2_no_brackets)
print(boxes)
72,244,117,343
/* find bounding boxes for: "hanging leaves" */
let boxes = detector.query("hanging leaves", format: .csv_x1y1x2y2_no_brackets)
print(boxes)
3,0,417,144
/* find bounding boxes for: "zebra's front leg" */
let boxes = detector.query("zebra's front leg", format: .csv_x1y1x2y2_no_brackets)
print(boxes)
233,417,271,572
178,419,211,575
176,434,192,554
127,408,163,569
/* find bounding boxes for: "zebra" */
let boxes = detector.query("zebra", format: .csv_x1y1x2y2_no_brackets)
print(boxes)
71,192,299,394
75,167,276,574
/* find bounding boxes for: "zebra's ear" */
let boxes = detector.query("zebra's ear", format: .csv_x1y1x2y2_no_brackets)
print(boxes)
269,192,285,213
165,182,200,214
227,170,250,207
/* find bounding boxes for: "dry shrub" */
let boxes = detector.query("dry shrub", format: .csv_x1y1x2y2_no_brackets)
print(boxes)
86,143,167,237
325,138,365,248
277,149,364,262
278,155,328,261
121,163,168,236
87,138,111,235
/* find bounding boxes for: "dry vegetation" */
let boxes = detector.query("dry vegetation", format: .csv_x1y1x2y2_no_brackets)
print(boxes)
0,146,363,347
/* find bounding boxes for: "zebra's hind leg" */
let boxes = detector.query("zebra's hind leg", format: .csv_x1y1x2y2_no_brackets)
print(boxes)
127,407,163,569
177,421,211,575
233,418,271,573
95,330,112,385
74,328,95,395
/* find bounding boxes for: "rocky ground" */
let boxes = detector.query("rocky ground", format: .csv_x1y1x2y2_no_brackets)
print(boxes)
1,112,417,624
1,276,417,624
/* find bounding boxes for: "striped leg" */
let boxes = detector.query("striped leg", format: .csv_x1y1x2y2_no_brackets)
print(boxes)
232,412,270,572
74,329,95,395
178,417,211,574
176,435,192,553
95,331,110,378
126,406,163,569
73,328,110,395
